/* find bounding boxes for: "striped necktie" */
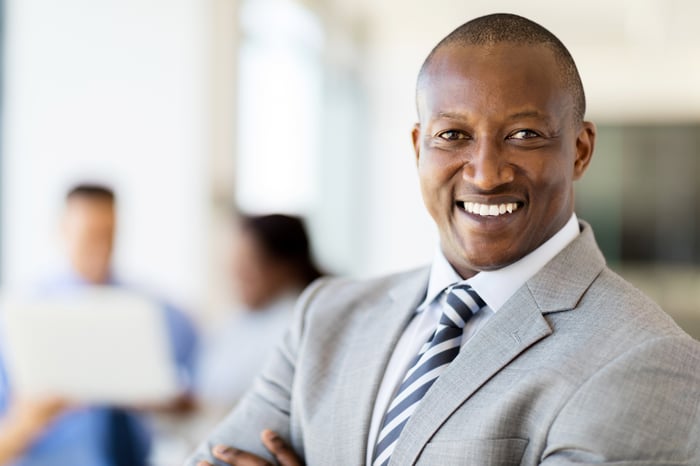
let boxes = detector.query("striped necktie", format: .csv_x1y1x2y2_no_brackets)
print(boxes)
371,283,485,466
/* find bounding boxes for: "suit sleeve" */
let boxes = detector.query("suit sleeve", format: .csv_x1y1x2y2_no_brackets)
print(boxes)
185,279,328,465
540,335,700,465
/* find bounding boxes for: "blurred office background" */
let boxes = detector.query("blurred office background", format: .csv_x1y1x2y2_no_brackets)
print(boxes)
1,0,699,331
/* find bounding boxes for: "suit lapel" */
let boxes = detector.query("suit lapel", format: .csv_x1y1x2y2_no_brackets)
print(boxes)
389,222,606,465
389,289,552,465
333,267,430,464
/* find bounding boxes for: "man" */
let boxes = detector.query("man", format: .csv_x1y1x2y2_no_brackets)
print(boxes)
0,184,198,465
188,13,700,466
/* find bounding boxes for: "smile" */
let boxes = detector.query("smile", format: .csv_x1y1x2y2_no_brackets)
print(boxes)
457,201,521,217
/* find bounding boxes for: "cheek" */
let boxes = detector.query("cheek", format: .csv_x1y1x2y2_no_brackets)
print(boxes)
528,166,575,223
418,154,459,210
418,170,444,222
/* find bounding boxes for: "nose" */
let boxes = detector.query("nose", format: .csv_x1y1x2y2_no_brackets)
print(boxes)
462,139,514,190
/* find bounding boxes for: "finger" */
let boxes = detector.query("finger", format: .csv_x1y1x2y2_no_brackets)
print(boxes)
212,444,272,466
261,430,302,466
196,462,212,466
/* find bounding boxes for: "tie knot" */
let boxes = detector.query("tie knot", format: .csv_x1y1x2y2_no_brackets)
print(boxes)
440,283,485,329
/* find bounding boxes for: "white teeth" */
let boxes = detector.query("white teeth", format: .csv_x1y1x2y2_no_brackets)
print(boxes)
463,201,519,217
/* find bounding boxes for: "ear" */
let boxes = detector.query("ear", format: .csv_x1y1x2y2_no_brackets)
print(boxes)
411,123,421,166
573,121,596,180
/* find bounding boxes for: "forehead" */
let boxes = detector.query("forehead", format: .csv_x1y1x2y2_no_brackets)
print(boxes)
66,197,115,221
418,42,572,122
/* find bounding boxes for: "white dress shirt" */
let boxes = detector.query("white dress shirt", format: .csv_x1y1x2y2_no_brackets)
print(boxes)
365,214,581,464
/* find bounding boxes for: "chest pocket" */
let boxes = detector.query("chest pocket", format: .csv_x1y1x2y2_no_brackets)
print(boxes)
416,437,528,465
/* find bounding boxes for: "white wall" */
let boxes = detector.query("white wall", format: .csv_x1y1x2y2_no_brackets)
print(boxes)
1,0,214,312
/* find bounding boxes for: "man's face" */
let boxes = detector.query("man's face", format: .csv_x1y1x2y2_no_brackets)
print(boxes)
63,197,116,284
413,43,595,278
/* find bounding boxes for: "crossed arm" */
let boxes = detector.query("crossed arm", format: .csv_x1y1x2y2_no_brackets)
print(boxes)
195,429,302,466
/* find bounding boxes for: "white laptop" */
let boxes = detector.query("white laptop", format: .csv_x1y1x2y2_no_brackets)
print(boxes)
1,287,181,405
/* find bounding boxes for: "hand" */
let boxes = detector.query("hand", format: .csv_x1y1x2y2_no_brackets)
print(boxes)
7,395,69,433
130,391,197,415
196,429,303,466
0,395,70,463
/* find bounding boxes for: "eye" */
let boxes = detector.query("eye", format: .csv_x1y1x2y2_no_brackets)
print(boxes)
509,129,540,140
437,130,469,141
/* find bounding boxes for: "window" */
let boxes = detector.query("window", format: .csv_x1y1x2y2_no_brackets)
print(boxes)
235,0,324,215
576,124,700,265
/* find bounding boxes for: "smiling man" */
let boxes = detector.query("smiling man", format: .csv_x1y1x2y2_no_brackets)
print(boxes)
188,13,700,466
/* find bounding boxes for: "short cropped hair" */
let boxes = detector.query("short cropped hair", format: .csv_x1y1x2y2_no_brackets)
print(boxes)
66,184,116,203
418,13,586,123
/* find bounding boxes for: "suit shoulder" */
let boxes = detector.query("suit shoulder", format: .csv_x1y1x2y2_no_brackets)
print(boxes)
293,266,428,320
584,267,691,340
304,266,428,302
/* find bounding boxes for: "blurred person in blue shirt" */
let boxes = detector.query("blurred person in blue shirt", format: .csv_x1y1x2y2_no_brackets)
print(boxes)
0,184,198,466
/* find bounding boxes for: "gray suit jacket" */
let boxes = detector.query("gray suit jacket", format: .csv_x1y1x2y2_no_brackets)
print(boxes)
188,223,700,465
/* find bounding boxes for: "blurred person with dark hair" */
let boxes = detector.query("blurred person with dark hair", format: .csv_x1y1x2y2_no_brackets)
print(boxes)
196,214,322,408
234,214,322,310
0,183,198,466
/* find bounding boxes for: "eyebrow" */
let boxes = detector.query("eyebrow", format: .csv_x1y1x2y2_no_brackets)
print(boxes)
506,110,550,121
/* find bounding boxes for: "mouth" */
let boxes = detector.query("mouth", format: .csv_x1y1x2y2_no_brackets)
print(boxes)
455,200,524,217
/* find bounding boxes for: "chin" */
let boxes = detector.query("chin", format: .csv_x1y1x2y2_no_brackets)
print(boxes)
458,249,523,273
472,259,517,271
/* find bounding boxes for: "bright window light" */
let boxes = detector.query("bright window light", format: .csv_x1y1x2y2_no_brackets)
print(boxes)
235,0,323,215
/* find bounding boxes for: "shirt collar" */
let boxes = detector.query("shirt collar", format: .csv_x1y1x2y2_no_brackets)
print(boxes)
418,213,580,313
41,264,119,290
